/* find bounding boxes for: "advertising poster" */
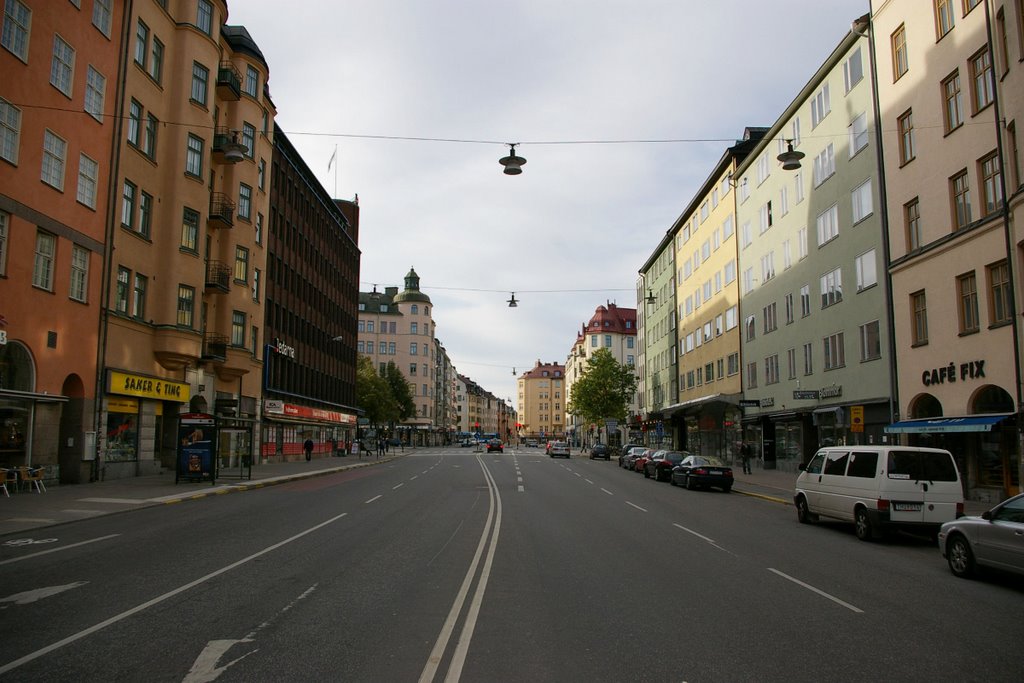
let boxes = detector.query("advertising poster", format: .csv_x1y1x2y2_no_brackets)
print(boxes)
177,414,217,484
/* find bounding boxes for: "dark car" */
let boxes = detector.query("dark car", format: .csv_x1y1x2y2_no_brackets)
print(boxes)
671,455,734,492
620,446,646,469
589,443,610,460
486,439,503,453
645,451,688,481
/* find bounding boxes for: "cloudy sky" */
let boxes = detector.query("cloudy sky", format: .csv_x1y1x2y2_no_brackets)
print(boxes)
230,0,867,404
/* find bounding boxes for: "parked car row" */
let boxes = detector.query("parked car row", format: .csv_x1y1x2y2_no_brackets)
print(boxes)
614,445,735,492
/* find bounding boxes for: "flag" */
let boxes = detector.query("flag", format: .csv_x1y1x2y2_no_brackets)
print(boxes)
327,146,337,172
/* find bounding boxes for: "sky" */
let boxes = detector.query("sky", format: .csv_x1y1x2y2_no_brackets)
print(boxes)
230,0,868,405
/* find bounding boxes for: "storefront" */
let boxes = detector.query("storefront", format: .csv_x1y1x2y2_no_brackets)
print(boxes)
102,369,190,479
261,399,357,462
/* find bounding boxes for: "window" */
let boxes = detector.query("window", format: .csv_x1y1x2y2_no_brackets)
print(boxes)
816,204,839,245
852,180,873,223
41,129,66,190
988,260,1012,325
824,332,845,370
804,342,813,375
843,47,863,92
763,302,778,334
121,180,136,229
92,0,111,37
765,354,780,385
725,305,737,330
604,334,612,347
258,159,266,190
181,207,199,251
411,322,418,334
76,153,98,208
127,99,141,146
239,183,252,220
740,221,751,248
143,113,157,158
245,65,259,97
969,47,993,113
859,321,881,361
252,268,261,302
186,134,203,178
134,20,147,67
898,109,915,165
191,62,209,105
951,169,972,228
811,83,830,128
0,97,20,164
727,352,739,376
255,213,264,245
115,266,129,313
0,212,8,276
69,245,88,302
942,70,964,133
849,113,868,155
1,0,31,61
783,240,792,270
177,285,195,327
148,37,163,82
905,198,922,251
798,227,808,259
724,259,736,285
856,250,877,291
936,0,955,38
978,152,1002,216
232,311,246,346
800,285,811,317
821,268,843,308
196,0,213,35
234,246,249,282
745,315,756,341
812,143,835,187
760,252,775,282
785,293,794,324
746,361,758,389
84,66,105,121
132,273,146,318
242,122,255,158
958,272,980,334
759,201,772,233
138,190,152,238
743,267,754,294
49,35,75,97
911,290,928,345
892,24,908,80
756,155,769,185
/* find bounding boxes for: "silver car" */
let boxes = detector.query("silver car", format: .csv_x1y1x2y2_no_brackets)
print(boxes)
938,492,1024,579
548,441,570,458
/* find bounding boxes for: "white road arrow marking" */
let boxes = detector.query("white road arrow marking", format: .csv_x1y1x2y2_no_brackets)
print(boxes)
182,639,258,683
0,582,88,609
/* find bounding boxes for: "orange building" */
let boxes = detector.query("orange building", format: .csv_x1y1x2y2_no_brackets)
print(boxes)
0,0,126,482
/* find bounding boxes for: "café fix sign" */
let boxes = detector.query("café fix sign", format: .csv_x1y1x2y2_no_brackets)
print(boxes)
922,360,985,386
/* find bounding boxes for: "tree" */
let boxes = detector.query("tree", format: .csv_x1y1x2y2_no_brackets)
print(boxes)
383,362,416,421
566,347,638,426
355,355,397,427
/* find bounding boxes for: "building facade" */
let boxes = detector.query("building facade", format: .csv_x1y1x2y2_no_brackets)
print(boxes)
638,234,677,447
516,360,566,441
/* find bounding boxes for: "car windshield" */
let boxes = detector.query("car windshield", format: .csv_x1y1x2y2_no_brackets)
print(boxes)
702,456,727,467
887,450,958,482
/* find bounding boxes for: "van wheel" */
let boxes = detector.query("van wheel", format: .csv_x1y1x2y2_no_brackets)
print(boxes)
854,508,874,541
796,496,814,524
946,535,975,578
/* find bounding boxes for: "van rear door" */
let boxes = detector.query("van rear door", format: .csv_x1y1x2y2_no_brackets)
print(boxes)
885,450,961,524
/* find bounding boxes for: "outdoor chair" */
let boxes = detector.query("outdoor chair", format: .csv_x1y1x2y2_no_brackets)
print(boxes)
1,468,16,497
18,467,46,493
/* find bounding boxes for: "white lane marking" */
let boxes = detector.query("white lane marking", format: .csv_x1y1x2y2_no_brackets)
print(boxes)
626,501,647,512
0,534,120,566
517,485,524,492
410,475,419,480
0,513,349,676
574,472,581,478
0,582,88,609
584,478,593,484
601,488,614,496
393,483,405,490
75,497,149,505
672,523,716,545
517,476,523,483
365,495,382,504
768,568,864,614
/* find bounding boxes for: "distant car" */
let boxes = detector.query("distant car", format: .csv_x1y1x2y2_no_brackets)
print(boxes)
459,438,473,447
548,441,570,458
671,455,734,492
486,439,504,453
633,449,660,473
645,451,688,481
938,492,1024,579
526,439,538,447
620,446,646,469
589,443,610,460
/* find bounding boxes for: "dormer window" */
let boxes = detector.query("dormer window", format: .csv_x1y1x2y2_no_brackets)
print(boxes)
380,304,388,312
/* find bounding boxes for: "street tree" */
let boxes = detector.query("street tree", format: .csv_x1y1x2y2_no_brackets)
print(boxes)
383,361,416,421
355,355,398,427
566,347,638,427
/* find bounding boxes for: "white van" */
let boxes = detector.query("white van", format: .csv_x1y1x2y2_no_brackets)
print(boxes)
794,445,964,541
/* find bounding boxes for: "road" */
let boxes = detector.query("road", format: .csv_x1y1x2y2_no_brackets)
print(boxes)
1,446,1021,682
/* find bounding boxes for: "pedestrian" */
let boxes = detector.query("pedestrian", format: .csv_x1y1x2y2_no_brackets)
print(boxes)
303,437,314,462
740,441,752,474
377,439,384,459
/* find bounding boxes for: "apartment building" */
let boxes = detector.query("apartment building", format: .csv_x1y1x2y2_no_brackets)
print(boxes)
637,235,676,447
516,360,565,441
734,23,892,472
566,302,638,446
0,0,125,482
871,0,1023,500
261,127,360,461
667,129,765,459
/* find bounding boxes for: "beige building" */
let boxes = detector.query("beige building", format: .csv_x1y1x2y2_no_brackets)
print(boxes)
871,0,1022,500
516,360,565,441
101,2,274,477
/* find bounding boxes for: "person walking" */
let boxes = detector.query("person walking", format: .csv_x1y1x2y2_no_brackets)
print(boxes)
740,441,752,475
303,438,314,462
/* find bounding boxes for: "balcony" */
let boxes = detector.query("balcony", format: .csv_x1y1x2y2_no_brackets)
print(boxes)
202,333,230,362
209,193,235,229
216,61,242,100
212,127,247,164
205,260,231,292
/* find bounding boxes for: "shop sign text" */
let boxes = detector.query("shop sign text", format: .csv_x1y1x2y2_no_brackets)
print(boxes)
922,360,985,386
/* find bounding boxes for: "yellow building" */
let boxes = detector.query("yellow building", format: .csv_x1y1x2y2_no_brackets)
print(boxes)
516,360,565,441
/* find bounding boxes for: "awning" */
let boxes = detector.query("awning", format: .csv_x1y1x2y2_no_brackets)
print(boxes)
885,414,1012,434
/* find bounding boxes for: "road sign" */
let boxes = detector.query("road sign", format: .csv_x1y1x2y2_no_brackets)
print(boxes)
851,405,864,432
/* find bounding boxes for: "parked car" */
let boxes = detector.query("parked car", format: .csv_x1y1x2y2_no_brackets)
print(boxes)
620,446,646,469
794,445,963,541
486,439,504,453
589,443,610,460
671,455,734,492
548,441,570,458
938,492,1024,579
646,451,688,481
525,439,538,447
633,449,660,473
459,438,473,448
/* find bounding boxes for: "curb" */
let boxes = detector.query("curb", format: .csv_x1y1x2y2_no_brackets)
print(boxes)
733,488,791,506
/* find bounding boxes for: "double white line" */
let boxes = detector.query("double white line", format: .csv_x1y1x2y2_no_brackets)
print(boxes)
419,455,502,683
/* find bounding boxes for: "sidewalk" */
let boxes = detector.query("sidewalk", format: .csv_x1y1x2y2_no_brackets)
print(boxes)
0,450,413,537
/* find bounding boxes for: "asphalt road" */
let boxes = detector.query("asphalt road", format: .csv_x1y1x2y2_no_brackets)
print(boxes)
1,447,1021,682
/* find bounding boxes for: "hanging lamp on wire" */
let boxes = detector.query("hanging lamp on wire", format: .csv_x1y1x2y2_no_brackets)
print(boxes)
499,144,527,175
507,292,519,307
645,289,657,306
776,139,805,170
